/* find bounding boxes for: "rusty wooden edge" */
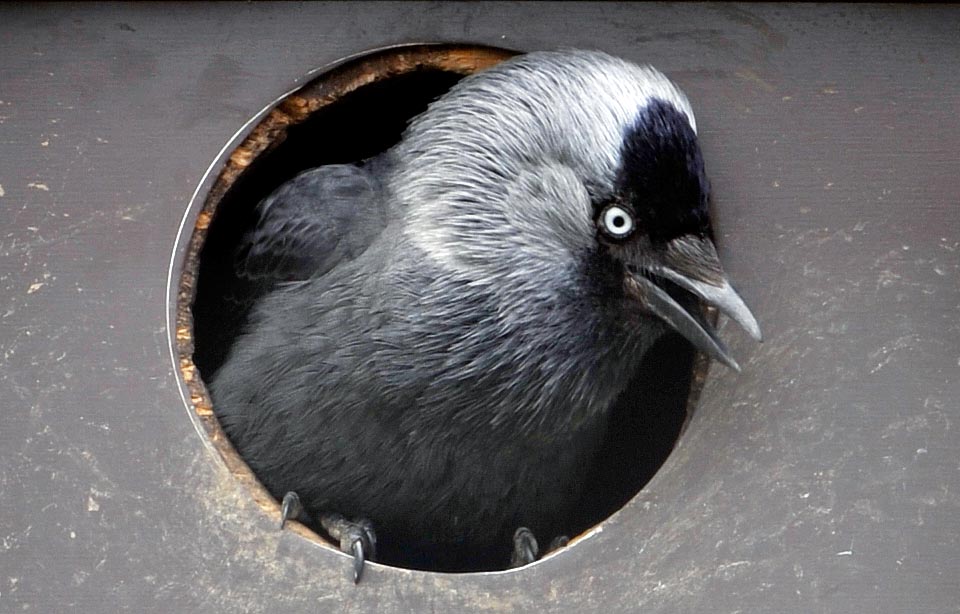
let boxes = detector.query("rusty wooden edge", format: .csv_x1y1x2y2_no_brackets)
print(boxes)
174,43,517,550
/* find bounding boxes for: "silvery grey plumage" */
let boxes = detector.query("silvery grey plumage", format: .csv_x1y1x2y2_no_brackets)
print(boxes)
210,49,761,579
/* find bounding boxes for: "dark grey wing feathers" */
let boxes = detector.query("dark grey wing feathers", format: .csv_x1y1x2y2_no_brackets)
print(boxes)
235,162,386,285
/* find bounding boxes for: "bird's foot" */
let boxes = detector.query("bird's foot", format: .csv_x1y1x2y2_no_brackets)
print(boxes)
510,527,539,567
319,512,377,583
510,528,570,568
278,493,375,583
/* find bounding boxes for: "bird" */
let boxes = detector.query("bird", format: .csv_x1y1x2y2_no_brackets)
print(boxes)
208,49,762,582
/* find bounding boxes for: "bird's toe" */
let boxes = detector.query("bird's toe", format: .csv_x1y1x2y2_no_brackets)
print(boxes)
547,534,569,553
510,526,540,568
279,491,303,530
320,512,378,583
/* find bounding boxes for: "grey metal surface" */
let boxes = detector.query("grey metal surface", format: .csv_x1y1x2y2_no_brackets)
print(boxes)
1,3,957,612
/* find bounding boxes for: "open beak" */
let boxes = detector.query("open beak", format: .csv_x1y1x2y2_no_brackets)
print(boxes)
625,236,762,371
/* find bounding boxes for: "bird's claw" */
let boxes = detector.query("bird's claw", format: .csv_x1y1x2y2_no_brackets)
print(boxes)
547,534,570,552
279,491,303,530
350,537,367,583
320,513,377,583
510,528,569,567
510,526,539,568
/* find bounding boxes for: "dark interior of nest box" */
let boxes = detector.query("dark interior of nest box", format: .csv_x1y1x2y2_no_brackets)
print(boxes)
190,60,696,572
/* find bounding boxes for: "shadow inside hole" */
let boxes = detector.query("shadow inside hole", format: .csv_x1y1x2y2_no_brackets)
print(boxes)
572,333,692,532
191,65,694,572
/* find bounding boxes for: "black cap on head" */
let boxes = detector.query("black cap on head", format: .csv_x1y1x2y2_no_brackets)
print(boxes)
616,99,711,243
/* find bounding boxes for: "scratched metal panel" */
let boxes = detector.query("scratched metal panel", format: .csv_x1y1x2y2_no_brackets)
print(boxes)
2,3,958,613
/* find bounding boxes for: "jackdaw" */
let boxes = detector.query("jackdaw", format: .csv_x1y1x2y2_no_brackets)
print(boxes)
209,49,761,581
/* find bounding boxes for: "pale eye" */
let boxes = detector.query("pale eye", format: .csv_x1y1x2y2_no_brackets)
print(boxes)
600,205,635,239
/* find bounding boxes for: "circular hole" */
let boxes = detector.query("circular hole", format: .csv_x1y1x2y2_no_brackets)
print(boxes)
176,43,711,573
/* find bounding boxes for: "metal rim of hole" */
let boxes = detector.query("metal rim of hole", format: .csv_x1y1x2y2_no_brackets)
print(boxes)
171,42,715,575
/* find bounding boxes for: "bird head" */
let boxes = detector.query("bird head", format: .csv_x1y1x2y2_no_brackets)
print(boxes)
592,98,762,370
395,50,761,369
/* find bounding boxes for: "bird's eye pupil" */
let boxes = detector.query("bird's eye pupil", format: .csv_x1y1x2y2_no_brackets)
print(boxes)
612,216,625,228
